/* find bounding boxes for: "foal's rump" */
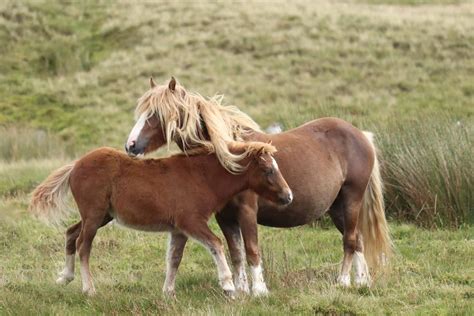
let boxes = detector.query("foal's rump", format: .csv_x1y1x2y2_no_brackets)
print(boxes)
29,147,120,225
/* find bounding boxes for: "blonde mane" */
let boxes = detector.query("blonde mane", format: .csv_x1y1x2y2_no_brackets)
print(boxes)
135,79,261,173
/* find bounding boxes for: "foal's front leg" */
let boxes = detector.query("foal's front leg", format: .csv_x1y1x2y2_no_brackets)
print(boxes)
163,231,188,296
180,222,235,297
216,211,250,294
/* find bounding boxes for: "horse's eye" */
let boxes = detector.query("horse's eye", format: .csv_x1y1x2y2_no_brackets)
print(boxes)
266,169,274,176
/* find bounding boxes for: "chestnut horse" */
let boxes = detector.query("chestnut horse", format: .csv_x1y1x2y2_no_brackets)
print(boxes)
29,143,292,296
126,77,393,295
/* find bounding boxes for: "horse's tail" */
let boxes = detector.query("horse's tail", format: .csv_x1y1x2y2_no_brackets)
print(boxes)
358,131,393,272
29,161,76,225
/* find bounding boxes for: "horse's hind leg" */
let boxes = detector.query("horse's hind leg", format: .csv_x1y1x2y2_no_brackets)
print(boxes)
76,214,112,295
332,185,366,287
162,231,188,296
216,211,249,294
330,191,371,287
353,235,370,287
179,221,235,297
56,221,82,285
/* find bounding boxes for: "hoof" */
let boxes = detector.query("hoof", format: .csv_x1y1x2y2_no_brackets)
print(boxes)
56,274,74,285
234,273,250,294
355,276,371,288
163,288,176,298
224,289,236,299
337,275,351,288
82,287,96,296
252,283,269,296
235,280,250,294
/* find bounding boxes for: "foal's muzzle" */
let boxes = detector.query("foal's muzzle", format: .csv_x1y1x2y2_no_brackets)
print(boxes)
278,190,293,205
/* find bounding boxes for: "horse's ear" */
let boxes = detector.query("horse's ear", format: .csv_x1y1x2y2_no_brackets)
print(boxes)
150,77,157,88
169,76,177,91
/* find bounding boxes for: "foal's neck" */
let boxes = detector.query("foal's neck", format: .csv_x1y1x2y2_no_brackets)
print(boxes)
188,154,250,203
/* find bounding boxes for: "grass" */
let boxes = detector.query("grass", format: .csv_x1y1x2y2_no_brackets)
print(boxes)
1,0,473,314
0,202,473,315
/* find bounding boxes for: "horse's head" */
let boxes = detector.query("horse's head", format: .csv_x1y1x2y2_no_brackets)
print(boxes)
232,142,293,206
126,77,187,156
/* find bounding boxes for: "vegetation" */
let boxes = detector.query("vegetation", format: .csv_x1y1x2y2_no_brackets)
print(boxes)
0,0,472,314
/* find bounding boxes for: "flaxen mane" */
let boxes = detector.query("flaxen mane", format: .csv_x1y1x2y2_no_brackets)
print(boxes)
135,79,261,173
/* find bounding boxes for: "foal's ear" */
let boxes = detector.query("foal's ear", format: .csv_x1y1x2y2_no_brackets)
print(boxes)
169,76,177,91
149,77,157,88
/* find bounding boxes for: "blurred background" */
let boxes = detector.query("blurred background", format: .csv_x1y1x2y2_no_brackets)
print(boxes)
0,1,472,314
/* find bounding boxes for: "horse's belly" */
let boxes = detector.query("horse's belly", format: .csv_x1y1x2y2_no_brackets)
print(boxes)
256,174,342,227
256,199,329,227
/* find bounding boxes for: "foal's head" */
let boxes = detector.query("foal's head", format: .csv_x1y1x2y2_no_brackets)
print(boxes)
232,142,293,206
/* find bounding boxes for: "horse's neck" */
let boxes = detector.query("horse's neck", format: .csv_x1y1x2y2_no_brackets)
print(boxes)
242,129,269,142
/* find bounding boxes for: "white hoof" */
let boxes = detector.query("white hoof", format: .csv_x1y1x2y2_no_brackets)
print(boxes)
82,286,96,296
222,279,236,292
337,274,351,287
252,282,269,296
163,288,176,298
234,274,250,294
56,273,74,285
355,274,371,287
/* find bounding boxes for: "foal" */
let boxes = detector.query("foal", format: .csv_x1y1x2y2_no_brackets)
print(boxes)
29,142,292,296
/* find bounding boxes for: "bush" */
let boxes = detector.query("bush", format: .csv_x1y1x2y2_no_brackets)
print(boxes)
376,118,472,228
0,126,73,161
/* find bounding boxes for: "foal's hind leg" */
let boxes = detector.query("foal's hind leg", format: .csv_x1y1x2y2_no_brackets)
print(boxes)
56,221,82,285
163,231,188,296
76,214,112,295
179,221,235,297
216,211,250,294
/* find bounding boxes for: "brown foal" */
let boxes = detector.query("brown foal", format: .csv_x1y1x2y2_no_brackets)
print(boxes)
125,78,393,295
29,142,292,296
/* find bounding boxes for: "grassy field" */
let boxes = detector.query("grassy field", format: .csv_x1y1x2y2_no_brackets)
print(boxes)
0,0,473,315
1,205,473,315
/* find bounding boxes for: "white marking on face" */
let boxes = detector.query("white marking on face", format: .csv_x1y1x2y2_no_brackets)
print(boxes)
127,112,148,149
271,157,279,171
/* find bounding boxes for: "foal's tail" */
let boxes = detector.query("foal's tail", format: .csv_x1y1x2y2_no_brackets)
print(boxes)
358,132,393,272
29,162,76,225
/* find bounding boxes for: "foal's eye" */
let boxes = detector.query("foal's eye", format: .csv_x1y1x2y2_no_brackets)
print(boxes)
265,169,274,176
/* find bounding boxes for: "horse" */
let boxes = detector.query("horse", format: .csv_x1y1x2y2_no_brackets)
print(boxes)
29,142,293,297
125,77,393,295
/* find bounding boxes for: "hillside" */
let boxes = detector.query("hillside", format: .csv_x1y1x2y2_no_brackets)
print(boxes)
1,1,472,149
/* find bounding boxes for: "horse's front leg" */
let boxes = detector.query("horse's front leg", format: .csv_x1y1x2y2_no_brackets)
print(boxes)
216,209,249,294
237,192,269,296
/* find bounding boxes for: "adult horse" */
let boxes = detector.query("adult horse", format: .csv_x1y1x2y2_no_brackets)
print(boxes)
29,143,292,297
126,77,392,295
